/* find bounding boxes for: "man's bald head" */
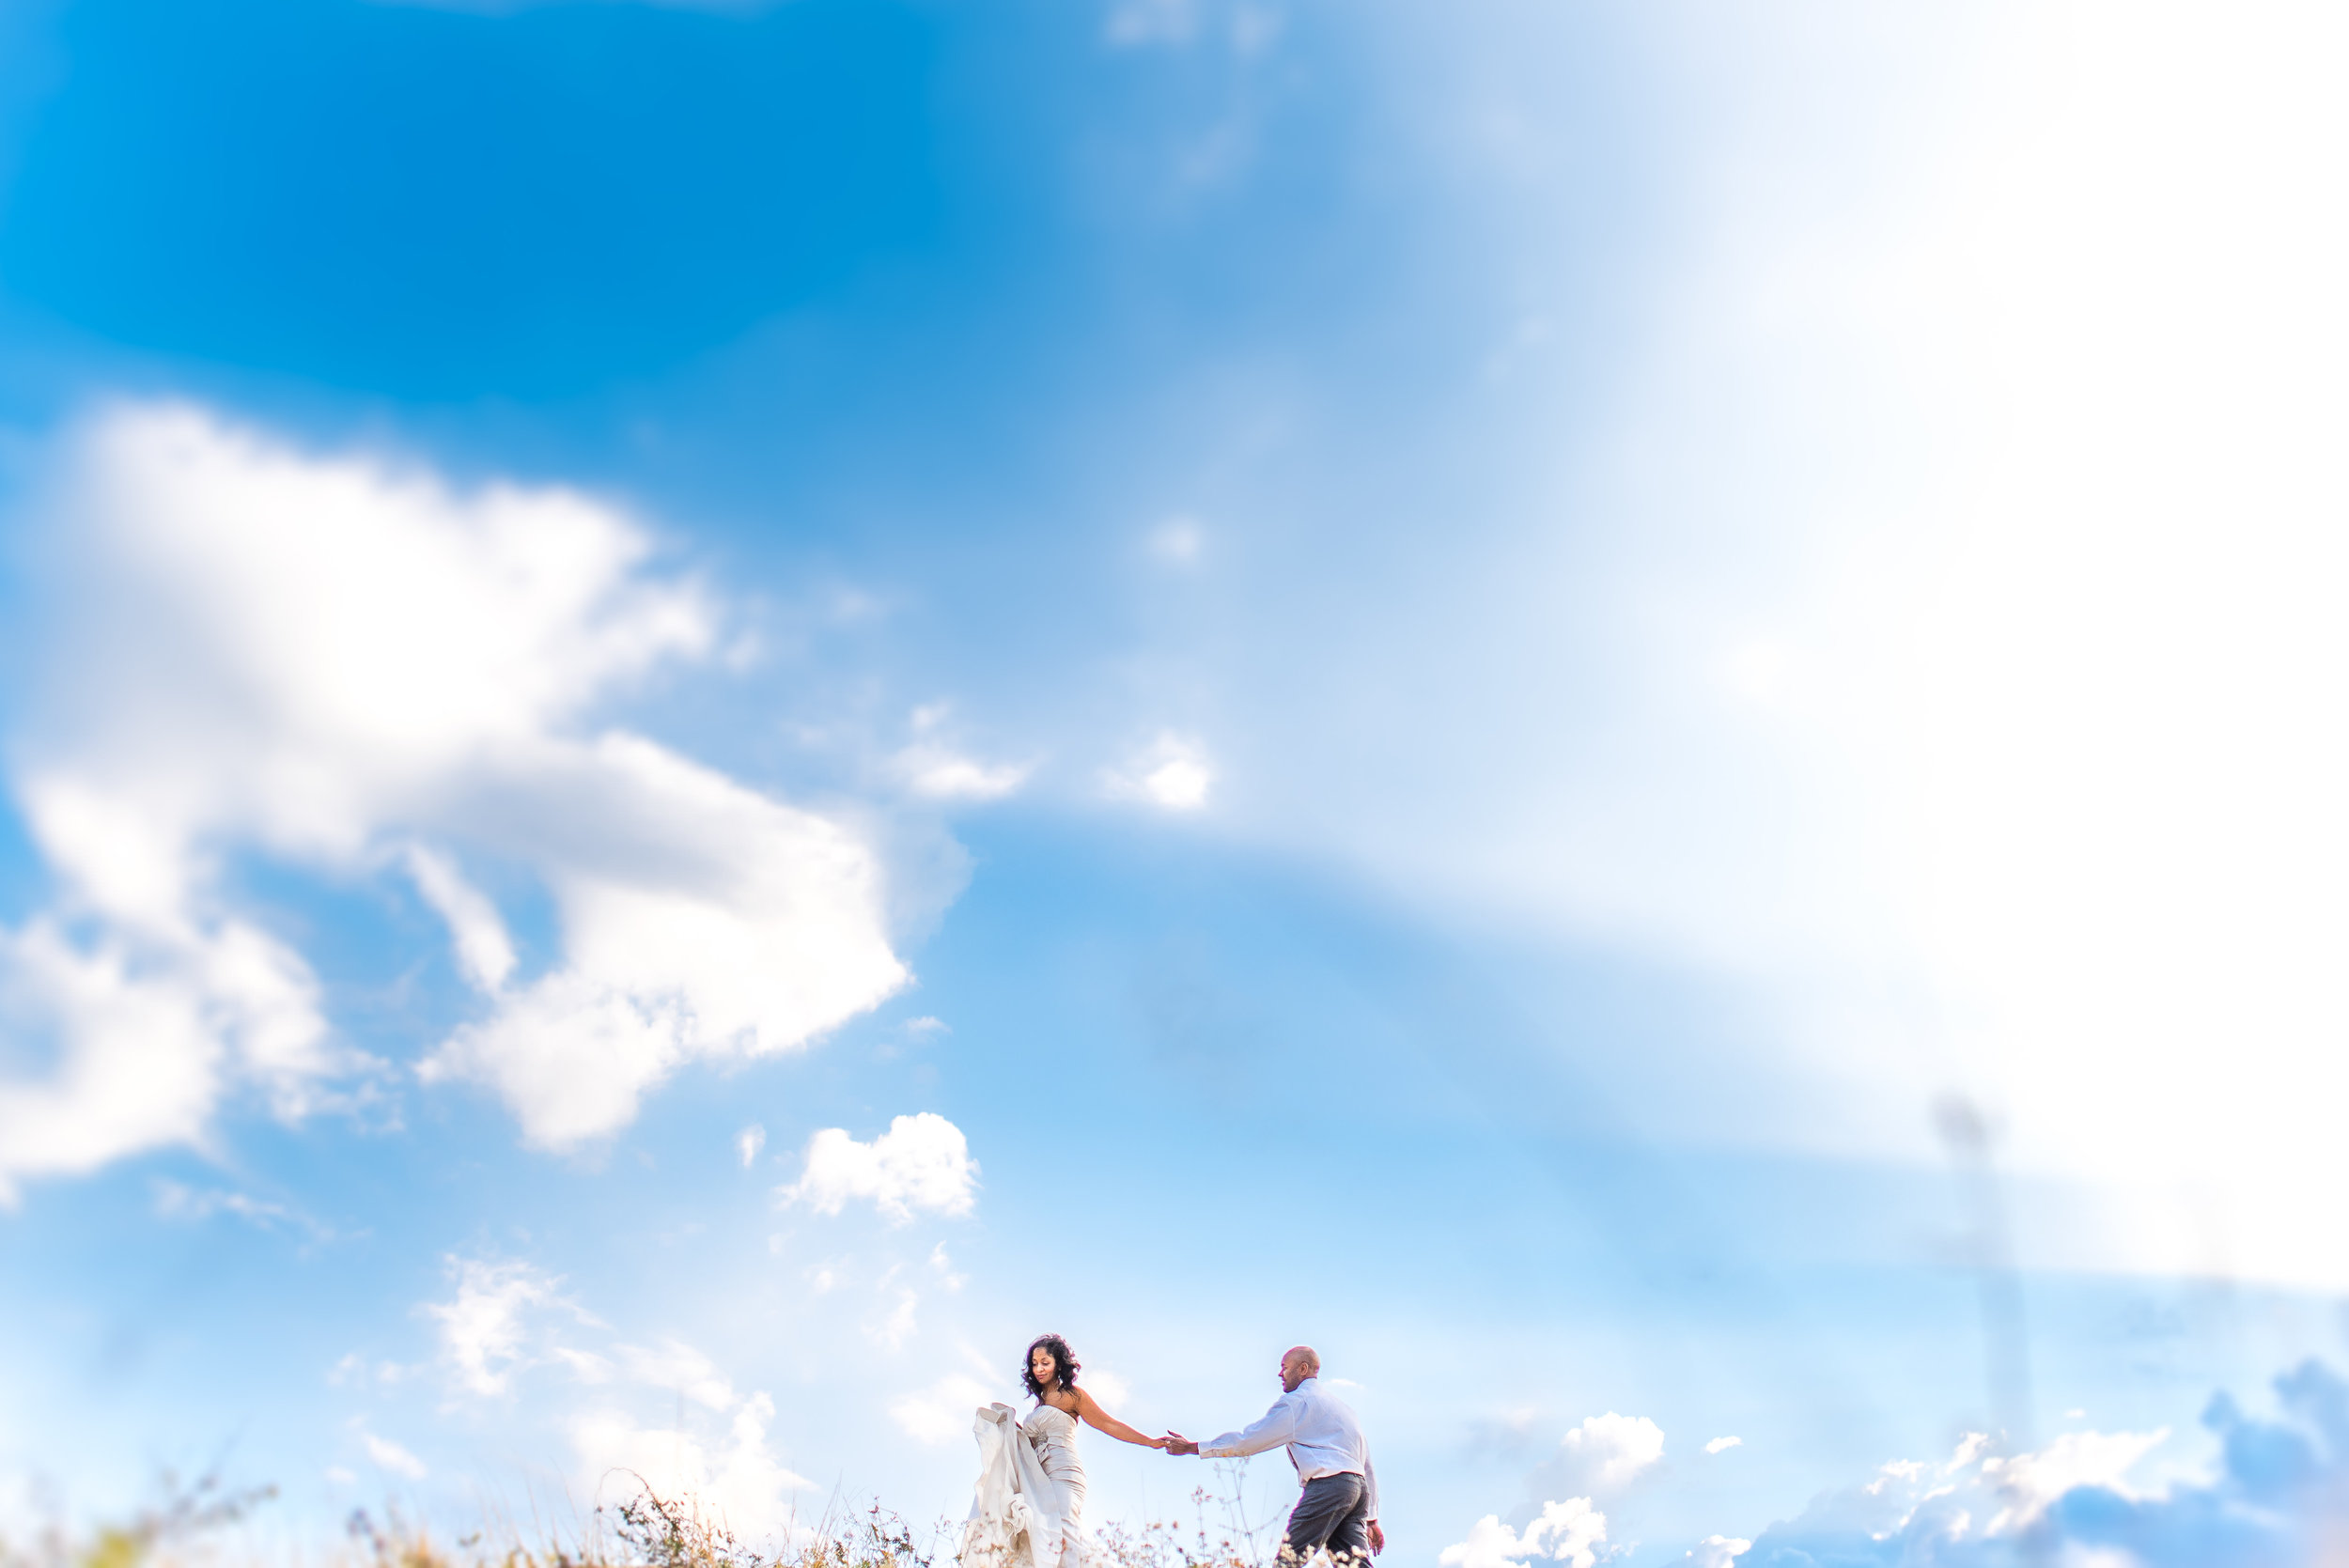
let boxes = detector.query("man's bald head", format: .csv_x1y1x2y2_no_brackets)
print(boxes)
1280,1345,1321,1391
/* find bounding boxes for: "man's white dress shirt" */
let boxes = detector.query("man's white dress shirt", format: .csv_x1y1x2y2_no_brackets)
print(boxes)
1201,1377,1378,1520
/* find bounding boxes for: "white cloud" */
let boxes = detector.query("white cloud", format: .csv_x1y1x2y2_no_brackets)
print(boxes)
404,846,517,993
897,751,1033,801
1703,1436,1742,1455
1440,1499,1609,1568
1981,1427,2170,1533
890,706,1031,801
738,1125,767,1169
1731,1423,2172,1560
1455,1415,1652,1568
779,1112,979,1224
1944,1433,1992,1474
1681,1537,1749,1568
0,924,229,1204
422,1254,579,1397
889,1374,997,1445
421,969,681,1150
362,1431,428,1480
416,735,910,1147
1104,732,1214,812
0,401,910,1173
1534,1412,1665,1498
571,1392,811,1538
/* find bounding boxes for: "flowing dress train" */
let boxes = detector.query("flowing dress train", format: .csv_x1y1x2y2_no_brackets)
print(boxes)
960,1403,1091,1568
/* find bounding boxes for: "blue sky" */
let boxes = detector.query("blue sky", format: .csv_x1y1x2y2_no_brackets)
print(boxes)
4,3,2349,1566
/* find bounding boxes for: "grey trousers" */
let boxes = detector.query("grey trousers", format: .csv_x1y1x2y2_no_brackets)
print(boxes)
1283,1472,1372,1568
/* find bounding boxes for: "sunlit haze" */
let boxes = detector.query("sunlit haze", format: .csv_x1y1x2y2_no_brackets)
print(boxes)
2,3,2346,1566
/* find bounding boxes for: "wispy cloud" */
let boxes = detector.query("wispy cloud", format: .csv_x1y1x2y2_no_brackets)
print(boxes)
152,1178,335,1243
361,1430,428,1480
402,846,517,994
422,1254,586,1398
415,1250,811,1533
889,1373,996,1445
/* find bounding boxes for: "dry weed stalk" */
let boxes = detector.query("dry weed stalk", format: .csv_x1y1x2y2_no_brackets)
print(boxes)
347,1479,948,1568
7,1460,1288,1568
0,1468,274,1568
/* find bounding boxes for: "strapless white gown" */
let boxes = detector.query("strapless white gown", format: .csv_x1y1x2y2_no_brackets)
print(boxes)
959,1402,1092,1568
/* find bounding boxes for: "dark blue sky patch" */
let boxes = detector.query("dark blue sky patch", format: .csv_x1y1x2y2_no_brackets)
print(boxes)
0,0,938,396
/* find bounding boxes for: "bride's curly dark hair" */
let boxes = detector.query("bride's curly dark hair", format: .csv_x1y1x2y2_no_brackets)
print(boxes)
1022,1334,1081,1400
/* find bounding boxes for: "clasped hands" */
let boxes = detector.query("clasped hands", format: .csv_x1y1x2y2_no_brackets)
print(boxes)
1159,1432,1201,1455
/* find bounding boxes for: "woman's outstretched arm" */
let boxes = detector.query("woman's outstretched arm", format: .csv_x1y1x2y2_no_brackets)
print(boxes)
1075,1388,1168,1448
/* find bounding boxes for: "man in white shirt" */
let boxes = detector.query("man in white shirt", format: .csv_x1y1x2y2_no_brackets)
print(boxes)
1164,1346,1384,1566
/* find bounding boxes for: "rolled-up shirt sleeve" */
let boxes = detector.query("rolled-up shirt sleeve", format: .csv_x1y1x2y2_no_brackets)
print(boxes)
1201,1394,1302,1458
1362,1452,1378,1520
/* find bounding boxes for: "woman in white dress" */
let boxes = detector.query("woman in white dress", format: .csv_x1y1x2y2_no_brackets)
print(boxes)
961,1334,1165,1568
